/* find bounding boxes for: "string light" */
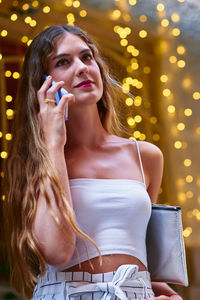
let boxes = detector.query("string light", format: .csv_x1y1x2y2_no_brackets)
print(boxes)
43,6,51,13
139,30,147,38
157,3,165,12
171,13,180,22
139,15,147,22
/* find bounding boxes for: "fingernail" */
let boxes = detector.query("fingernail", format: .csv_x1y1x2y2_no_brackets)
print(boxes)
47,75,52,79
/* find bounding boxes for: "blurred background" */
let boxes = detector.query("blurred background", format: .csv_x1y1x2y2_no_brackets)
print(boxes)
0,0,200,299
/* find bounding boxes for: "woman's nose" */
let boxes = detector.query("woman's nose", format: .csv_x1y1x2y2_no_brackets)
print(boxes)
75,59,88,75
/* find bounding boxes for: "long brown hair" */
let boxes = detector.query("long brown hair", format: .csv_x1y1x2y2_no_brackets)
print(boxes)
4,25,127,299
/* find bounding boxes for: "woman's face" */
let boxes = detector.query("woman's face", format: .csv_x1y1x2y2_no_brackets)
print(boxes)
46,33,103,107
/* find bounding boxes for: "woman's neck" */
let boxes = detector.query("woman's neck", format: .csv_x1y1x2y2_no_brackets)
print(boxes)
66,104,110,149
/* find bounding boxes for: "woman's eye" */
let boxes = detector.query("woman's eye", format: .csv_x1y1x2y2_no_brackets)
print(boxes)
82,53,93,61
56,58,69,67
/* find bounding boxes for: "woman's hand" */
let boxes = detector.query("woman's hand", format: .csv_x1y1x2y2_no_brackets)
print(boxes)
37,75,75,149
150,294,183,300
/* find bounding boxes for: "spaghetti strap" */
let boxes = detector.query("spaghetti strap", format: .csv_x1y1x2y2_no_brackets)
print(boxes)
130,139,146,187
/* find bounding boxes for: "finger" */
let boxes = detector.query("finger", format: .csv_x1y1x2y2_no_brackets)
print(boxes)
37,75,53,109
55,93,75,119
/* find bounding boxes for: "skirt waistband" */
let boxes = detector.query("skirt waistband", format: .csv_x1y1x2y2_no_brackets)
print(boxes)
33,264,154,300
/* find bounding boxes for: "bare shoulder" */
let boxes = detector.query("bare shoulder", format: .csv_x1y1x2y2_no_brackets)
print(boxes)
136,141,163,160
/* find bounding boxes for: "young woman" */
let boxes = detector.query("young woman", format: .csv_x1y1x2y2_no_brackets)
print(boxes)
4,25,183,300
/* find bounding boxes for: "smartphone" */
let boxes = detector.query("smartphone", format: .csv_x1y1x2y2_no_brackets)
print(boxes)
44,75,68,120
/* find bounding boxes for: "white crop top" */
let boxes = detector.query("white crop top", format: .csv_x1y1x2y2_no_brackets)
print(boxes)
47,140,152,271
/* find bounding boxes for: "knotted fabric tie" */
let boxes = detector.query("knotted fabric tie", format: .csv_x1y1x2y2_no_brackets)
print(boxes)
68,264,148,300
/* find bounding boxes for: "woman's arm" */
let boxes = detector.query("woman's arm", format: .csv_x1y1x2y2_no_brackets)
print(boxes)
141,142,183,300
33,77,76,267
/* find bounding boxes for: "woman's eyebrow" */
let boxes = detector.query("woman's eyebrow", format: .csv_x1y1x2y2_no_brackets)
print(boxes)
52,48,91,60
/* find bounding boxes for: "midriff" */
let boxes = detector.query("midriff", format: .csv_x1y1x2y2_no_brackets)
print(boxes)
63,254,147,273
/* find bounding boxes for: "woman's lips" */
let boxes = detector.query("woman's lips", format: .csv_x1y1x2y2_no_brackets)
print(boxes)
74,80,94,88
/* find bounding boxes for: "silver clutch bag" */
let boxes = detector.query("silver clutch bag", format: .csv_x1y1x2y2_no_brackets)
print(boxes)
146,204,189,286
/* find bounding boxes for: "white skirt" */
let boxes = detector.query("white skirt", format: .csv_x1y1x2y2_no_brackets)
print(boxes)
32,264,155,300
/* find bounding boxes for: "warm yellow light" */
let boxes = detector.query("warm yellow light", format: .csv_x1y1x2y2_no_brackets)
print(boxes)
132,79,138,86
0,54,2,60
125,77,133,85
157,3,165,11
65,0,73,6
139,15,147,22
122,83,130,93
169,56,177,63
183,227,192,238
131,62,139,70
186,175,193,183
111,9,121,20
11,13,18,21
160,75,168,82
140,134,146,141
0,132,3,138
30,20,37,27
5,95,13,102
120,39,128,46
178,193,186,204
32,1,39,8
184,108,192,116
177,60,186,68
129,0,137,5
197,178,200,186
27,40,32,46
1,195,6,201
43,6,50,13
186,191,193,199
172,28,181,36
159,41,168,51
168,105,175,113
73,0,80,8
22,3,29,10
171,13,180,22
174,141,182,149
177,122,185,131
184,159,191,167
178,0,184,2
127,45,134,53
161,19,169,27
67,13,75,25
12,72,19,79
21,36,28,43
143,66,151,74
135,115,142,123
150,116,157,124
5,133,13,141
24,16,31,24
6,109,14,119
182,78,191,89
80,10,87,17
132,49,139,56
136,81,143,89
1,30,8,37
134,96,142,107
139,30,147,38
196,127,200,135
193,92,200,100
153,134,160,141
133,131,141,139
177,45,186,55
0,151,8,159
5,70,12,77
125,98,134,106
123,13,131,22
163,88,171,97
127,117,135,127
